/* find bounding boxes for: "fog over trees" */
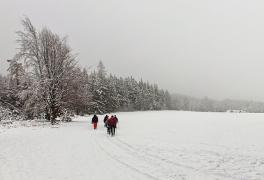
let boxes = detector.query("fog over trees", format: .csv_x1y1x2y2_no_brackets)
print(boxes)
0,18,171,123
1,17,264,124
170,94,264,113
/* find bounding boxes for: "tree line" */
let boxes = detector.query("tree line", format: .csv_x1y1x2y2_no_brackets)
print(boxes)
170,94,264,113
0,18,171,123
1,17,264,124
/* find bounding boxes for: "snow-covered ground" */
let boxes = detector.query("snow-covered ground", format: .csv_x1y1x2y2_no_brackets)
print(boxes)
1,111,264,180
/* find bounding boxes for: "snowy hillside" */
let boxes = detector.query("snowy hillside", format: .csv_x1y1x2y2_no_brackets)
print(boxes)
1,111,264,180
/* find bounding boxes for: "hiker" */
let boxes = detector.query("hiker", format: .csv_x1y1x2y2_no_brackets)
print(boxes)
104,115,111,134
91,114,98,130
103,115,109,127
108,115,118,136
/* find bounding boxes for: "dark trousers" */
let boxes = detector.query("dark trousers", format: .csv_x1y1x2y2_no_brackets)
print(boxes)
107,125,111,134
109,126,116,136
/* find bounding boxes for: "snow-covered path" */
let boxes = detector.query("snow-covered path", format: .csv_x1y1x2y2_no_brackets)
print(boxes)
1,111,264,180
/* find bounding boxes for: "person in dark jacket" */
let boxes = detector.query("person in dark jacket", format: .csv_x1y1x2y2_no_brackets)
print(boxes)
103,115,109,126
108,115,118,136
91,114,98,130
104,115,110,134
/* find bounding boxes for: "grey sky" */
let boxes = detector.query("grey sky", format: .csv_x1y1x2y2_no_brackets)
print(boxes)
1,0,264,101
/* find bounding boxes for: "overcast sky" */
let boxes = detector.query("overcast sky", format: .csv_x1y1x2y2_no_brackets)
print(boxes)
1,0,264,101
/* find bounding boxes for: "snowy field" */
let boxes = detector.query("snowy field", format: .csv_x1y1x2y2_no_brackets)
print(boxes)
1,111,264,180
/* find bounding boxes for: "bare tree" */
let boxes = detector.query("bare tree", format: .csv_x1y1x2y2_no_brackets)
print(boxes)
14,17,76,124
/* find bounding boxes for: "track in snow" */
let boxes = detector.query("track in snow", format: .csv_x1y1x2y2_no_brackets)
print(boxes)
1,111,264,180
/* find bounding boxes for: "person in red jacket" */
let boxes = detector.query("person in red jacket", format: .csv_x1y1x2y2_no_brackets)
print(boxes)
114,115,118,125
108,115,118,136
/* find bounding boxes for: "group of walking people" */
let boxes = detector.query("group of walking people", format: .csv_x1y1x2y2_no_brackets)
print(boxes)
91,114,119,136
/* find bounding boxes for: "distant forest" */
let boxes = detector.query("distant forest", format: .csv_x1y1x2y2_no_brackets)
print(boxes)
1,17,264,124
170,94,264,113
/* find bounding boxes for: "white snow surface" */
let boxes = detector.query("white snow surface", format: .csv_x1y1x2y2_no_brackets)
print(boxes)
1,111,264,180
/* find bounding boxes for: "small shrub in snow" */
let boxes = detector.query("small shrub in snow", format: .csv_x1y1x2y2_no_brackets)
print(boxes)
0,106,24,122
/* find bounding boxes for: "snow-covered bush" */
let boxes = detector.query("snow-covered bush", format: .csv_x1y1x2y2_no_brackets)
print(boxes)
0,106,24,122
0,105,25,129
